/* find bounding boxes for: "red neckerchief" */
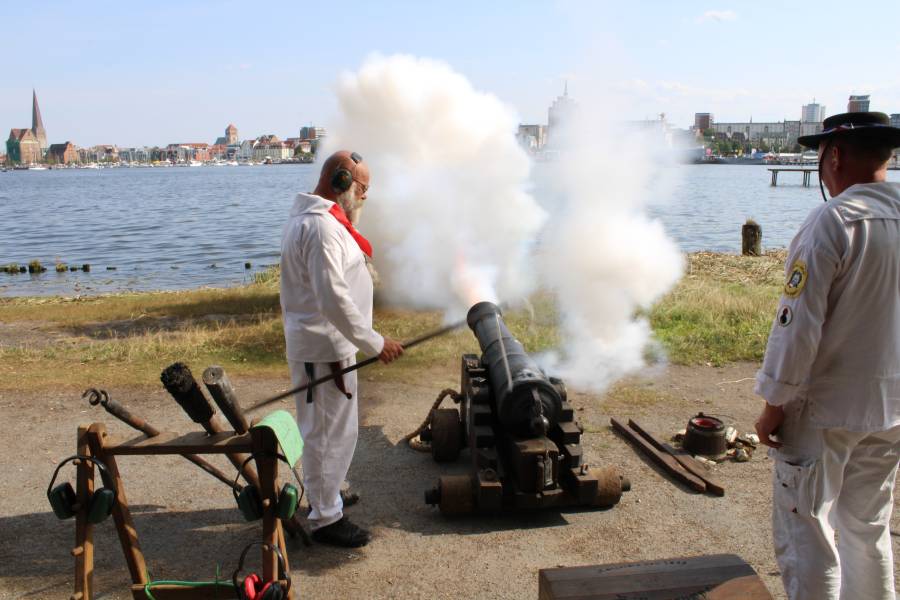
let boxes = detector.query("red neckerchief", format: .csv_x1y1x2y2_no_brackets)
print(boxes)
328,203,373,258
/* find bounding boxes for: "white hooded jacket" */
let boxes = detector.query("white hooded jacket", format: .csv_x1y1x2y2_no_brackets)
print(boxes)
755,181,900,432
280,192,384,363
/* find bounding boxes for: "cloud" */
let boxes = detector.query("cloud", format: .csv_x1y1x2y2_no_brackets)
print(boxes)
696,10,738,23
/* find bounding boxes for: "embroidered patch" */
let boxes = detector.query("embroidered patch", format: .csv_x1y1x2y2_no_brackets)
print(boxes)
777,305,793,327
784,260,808,298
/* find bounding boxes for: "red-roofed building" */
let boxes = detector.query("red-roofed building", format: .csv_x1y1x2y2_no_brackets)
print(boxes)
6,128,41,164
48,142,78,164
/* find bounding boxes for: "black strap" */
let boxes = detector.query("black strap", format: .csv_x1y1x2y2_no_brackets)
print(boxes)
304,362,315,404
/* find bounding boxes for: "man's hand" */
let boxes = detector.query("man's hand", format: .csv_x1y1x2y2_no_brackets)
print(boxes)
378,337,404,364
755,403,785,448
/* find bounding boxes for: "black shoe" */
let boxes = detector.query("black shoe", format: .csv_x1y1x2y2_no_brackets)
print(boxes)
312,517,370,548
340,489,360,507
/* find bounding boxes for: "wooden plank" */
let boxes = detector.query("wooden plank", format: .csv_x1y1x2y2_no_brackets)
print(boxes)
86,423,147,587
609,418,705,493
627,419,725,497
105,430,253,455
74,426,94,600
539,554,773,600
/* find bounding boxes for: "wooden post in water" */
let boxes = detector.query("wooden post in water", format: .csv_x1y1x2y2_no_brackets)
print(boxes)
742,219,762,256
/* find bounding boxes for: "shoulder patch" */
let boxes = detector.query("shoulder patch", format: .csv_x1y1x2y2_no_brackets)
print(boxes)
784,260,808,298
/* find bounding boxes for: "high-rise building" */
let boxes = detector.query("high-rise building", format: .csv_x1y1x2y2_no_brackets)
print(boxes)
547,82,577,147
801,101,825,123
32,89,47,151
848,95,870,112
694,113,713,131
225,124,238,145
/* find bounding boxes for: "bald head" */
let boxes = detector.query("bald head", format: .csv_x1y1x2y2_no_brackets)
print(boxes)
313,150,370,223
314,150,370,200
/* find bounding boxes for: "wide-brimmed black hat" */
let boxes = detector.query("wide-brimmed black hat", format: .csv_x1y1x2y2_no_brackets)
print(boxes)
798,111,900,149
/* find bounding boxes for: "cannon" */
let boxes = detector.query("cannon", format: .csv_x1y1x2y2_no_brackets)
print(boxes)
424,301,629,515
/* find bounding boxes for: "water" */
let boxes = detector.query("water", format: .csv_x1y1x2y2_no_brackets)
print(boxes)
1,164,897,297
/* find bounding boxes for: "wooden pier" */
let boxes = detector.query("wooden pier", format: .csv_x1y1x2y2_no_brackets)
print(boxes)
768,167,817,187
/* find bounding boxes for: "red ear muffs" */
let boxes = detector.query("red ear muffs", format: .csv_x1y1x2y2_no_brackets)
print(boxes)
242,573,261,600
258,581,284,600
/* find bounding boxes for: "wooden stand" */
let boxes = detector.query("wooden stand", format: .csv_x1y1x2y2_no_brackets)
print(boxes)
71,422,293,600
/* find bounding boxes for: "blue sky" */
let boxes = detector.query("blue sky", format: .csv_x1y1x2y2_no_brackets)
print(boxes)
2,0,898,147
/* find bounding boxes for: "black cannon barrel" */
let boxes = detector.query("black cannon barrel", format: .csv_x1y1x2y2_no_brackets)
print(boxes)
466,301,561,437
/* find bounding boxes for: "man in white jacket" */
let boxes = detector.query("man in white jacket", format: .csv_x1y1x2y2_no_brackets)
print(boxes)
754,112,900,600
281,150,403,547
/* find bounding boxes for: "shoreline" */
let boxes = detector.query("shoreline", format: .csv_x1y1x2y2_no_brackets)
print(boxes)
0,252,785,394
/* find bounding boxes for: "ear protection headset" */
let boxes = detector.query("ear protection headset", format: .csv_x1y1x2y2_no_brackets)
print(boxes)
47,454,117,523
232,454,301,522
330,151,364,192
232,541,291,600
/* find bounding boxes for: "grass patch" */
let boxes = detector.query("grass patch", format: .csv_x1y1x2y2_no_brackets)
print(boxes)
648,250,784,365
0,252,787,391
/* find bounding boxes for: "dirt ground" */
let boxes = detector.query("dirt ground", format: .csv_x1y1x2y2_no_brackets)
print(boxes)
1,361,898,600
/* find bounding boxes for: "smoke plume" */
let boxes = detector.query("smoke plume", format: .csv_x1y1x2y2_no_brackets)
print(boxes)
324,54,545,316
325,54,683,392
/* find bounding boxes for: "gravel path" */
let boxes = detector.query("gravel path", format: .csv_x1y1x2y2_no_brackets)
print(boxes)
2,362,897,599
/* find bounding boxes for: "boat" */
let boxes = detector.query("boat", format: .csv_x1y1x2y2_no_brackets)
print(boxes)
189,160,203,167
28,165,47,171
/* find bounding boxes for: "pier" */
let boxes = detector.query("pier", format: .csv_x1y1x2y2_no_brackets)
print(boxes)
768,167,817,187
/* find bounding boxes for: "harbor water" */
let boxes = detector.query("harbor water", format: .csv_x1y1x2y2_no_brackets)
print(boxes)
1,164,898,297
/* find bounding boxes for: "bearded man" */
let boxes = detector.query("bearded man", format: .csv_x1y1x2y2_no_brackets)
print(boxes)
280,150,403,547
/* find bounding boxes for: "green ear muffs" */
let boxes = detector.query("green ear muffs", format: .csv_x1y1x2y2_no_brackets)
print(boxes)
47,454,116,523
232,541,291,600
232,454,301,522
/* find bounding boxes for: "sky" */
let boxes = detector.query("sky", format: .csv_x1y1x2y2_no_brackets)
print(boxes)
2,0,898,148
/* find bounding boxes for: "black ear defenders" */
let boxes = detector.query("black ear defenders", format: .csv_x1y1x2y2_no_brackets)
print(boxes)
331,151,363,192
232,541,291,600
47,454,117,523
232,454,301,522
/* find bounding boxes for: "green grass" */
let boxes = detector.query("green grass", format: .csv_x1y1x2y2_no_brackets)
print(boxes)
0,252,787,391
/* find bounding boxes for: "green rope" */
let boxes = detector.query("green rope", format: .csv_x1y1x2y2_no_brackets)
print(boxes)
143,564,235,599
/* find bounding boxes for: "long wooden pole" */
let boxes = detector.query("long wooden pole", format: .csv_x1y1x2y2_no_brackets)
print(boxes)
246,319,467,414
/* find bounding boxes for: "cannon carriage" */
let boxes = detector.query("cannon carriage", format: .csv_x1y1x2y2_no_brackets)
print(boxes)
424,301,629,515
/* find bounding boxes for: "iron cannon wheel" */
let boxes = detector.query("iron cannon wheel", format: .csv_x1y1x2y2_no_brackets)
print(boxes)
430,408,462,462
438,474,475,515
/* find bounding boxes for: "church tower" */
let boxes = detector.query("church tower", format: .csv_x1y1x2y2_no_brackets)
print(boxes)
226,124,238,145
31,89,47,151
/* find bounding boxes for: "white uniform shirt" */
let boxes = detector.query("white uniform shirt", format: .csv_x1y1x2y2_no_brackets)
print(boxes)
280,192,384,363
755,182,900,433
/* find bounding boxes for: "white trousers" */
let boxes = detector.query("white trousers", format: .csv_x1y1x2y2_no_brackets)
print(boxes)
289,357,358,531
772,399,900,600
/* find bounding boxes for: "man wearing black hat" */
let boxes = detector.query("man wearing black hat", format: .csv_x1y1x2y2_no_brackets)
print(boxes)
754,112,900,600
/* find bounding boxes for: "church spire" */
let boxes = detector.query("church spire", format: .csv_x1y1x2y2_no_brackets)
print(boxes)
32,89,47,150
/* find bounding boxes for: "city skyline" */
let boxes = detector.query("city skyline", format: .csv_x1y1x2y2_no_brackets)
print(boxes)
2,1,899,147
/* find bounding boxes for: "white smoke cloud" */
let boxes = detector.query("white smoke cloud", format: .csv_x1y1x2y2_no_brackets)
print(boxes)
324,54,545,317
533,95,684,390
326,54,683,393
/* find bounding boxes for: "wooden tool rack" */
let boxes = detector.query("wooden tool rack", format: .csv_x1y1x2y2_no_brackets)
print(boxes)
70,422,293,600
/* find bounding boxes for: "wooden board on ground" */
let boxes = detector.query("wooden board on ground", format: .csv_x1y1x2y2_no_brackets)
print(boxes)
538,554,773,600
609,417,706,493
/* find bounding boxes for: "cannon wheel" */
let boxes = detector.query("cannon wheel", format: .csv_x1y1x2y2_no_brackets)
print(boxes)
438,474,474,515
591,465,629,507
430,408,462,462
